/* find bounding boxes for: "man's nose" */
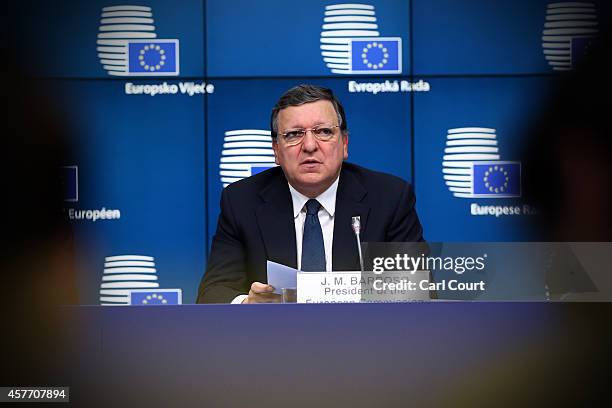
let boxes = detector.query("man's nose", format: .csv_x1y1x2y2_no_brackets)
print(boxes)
301,130,318,152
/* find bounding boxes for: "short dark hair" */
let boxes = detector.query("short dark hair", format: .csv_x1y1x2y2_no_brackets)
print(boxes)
270,84,348,140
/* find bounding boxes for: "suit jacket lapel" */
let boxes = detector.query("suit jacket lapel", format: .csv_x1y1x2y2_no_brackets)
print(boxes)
255,170,298,269
332,166,370,271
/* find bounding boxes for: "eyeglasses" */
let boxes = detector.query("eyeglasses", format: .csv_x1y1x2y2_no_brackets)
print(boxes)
278,124,340,146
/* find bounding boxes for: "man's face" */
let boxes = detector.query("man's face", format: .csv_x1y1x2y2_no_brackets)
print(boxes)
273,100,348,197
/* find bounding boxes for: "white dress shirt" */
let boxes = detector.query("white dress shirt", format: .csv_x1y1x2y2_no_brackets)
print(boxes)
231,176,339,304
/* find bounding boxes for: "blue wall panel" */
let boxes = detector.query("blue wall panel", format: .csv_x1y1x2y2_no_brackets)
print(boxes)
413,77,556,240
20,0,205,78
49,79,206,304
207,0,410,77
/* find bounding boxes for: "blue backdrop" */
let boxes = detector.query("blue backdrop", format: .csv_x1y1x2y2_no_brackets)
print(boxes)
20,0,609,303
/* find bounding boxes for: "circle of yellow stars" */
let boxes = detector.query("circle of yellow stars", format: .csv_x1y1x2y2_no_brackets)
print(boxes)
361,42,389,70
484,165,509,193
141,293,168,304
138,44,166,72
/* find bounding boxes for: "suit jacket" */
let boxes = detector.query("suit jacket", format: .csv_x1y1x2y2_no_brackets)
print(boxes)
197,162,424,303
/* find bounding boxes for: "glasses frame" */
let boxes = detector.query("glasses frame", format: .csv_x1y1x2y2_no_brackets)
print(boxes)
278,124,340,146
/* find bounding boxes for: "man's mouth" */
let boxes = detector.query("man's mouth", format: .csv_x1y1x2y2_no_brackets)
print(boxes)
300,159,321,165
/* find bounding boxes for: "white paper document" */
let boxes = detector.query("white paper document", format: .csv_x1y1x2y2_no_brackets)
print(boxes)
266,260,298,294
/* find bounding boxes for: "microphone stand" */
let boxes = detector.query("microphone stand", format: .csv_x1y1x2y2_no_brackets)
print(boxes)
351,216,365,273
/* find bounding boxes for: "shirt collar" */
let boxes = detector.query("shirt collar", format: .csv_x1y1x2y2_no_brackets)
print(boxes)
288,175,339,219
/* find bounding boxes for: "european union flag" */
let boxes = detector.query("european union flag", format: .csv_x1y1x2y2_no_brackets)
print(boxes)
127,40,179,75
350,37,401,74
61,166,78,202
472,162,521,198
129,289,182,305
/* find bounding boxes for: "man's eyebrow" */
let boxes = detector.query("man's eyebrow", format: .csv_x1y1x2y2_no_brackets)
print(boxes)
285,121,330,129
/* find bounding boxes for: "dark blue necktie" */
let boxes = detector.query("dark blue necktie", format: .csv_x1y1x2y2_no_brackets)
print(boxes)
301,199,326,272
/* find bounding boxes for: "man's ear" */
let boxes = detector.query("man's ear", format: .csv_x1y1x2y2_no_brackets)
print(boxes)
272,140,280,165
342,132,349,160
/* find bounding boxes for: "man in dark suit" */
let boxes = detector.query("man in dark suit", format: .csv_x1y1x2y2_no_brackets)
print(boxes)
197,85,423,304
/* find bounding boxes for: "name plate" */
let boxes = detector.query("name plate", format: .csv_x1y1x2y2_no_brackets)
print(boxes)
297,270,431,303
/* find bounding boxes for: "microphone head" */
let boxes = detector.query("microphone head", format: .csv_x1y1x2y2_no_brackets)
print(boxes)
351,216,361,234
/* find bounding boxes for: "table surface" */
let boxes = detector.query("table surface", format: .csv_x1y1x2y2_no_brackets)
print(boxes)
59,302,610,407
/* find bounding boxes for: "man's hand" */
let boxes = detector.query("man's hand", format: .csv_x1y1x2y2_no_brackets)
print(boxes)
243,282,281,304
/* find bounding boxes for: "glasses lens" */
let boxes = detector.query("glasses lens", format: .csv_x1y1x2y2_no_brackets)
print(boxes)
313,126,336,140
283,130,304,145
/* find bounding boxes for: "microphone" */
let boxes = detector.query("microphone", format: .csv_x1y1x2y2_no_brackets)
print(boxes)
351,216,365,273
